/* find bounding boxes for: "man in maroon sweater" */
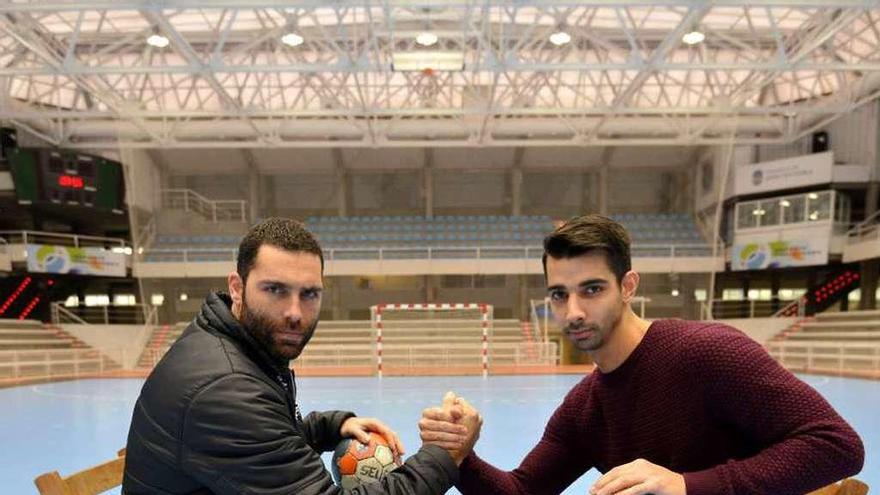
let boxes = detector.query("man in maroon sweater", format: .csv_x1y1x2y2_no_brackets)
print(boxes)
420,214,864,495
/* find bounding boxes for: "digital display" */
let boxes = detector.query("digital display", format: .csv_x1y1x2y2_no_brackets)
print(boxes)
58,175,85,189
8,148,125,213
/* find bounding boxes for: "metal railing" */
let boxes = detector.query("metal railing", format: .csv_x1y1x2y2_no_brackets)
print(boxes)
0,348,131,380
135,215,157,252
141,243,717,263
701,298,800,320
0,230,127,248
846,209,880,244
161,189,247,222
50,302,154,325
767,341,880,374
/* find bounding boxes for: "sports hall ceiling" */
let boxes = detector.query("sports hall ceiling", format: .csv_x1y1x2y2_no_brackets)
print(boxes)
1,1,880,149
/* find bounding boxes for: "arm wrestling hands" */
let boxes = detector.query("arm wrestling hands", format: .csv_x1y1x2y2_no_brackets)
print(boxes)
419,391,484,466
339,391,482,465
417,391,684,494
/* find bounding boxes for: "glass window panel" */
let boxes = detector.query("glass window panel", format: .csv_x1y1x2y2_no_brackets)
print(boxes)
737,202,759,229
759,199,780,227
722,289,744,301
807,191,831,221
782,196,805,224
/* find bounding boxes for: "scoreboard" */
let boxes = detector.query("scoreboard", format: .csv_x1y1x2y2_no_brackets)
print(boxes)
8,148,125,213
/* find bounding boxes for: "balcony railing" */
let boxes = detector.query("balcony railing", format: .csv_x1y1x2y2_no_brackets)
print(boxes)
161,189,247,222
141,243,715,263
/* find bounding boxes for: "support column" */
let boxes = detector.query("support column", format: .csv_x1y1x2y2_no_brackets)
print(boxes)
511,147,525,216
597,147,615,216
680,275,697,320
423,148,434,219
859,260,879,310
517,274,529,321
333,148,348,217
330,279,343,320
770,271,781,314
243,150,260,224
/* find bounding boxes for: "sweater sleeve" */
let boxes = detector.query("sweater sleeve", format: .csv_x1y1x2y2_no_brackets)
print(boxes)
682,325,864,495
457,382,595,494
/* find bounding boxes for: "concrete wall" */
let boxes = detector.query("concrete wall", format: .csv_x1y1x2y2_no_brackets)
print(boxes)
123,149,162,214
61,324,152,370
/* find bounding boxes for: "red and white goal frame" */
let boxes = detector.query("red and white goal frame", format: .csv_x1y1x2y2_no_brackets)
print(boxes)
370,303,492,378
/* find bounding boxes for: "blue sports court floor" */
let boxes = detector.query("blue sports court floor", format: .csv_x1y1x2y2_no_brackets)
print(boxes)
2,374,877,494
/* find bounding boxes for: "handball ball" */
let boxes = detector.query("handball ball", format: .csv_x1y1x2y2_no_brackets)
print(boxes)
331,434,402,489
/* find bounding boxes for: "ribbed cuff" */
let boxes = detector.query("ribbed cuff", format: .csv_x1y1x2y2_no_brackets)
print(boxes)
683,468,723,495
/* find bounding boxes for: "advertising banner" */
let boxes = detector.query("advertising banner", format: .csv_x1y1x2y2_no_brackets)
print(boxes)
735,152,833,196
26,244,126,277
732,238,829,271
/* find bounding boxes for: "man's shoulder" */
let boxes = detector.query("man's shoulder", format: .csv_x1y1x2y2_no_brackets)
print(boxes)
653,318,750,344
145,322,266,401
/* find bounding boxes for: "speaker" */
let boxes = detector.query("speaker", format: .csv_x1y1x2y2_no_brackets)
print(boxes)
811,131,829,153
0,127,17,159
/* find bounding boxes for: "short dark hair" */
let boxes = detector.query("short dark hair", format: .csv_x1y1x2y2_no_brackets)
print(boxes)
237,218,324,284
542,214,631,283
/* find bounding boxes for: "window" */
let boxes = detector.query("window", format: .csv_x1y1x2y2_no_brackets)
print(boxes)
781,196,805,224
722,289,744,301
693,289,708,302
150,294,165,306
758,200,779,227
113,294,136,306
64,295,79,307
737,202,758,229
806,191,831,221
84,295,110,307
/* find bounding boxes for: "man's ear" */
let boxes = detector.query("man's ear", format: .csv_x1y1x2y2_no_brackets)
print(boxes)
228,271,244,318
621,270,640,303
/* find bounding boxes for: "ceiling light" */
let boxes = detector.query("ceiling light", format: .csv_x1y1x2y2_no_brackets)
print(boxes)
809,211,820,221
146,34,169,48
416,32,438,47
779,200,791,207
549,30,571,46
682,31,705,45
671,289,680,297
179,293,188,301
281,32,304,47
808,192,819,200
752,209,765,216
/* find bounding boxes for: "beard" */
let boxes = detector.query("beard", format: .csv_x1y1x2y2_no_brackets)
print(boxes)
239,298,318,366
563,300,625,352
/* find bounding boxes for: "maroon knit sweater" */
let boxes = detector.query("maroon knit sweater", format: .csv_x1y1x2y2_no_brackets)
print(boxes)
458,319,864,495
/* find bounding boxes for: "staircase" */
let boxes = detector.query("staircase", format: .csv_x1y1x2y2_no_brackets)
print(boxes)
137,323,187,368
769,317,815,342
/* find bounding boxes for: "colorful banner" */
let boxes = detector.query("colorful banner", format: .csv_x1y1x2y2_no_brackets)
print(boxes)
26,244,126,277
732,239,829,271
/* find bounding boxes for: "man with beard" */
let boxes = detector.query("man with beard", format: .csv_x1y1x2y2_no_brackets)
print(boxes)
419,214,864,495
123,218,476,494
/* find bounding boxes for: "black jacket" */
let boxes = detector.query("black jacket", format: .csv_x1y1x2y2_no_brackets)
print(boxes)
123,292,458,494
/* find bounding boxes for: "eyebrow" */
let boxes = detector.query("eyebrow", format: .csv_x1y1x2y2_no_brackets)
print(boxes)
258,280,323,292
546,279,609,292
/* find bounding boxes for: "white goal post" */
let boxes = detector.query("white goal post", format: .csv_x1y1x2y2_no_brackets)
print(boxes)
370,303,492,378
